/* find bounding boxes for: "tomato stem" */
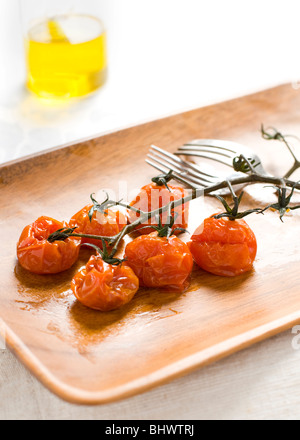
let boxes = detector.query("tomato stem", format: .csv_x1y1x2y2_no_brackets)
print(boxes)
151,170,174,192
89,192,145,220
212,182,261,221
84,242,126,266
259,181,300,222
261,124,300,179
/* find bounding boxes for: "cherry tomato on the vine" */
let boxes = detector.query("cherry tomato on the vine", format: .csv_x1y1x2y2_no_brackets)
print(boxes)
128,183,189,235
188,215,257,277
124,232,194,291
71,254,139,311
17,216,81,274
69,204,127,248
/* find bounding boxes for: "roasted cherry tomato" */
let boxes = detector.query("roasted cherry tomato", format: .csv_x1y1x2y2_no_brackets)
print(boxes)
128,183,189,235
124,232,194,290
69,204,127,248
71,254,139,311
188,215,257,277
17,216,81,274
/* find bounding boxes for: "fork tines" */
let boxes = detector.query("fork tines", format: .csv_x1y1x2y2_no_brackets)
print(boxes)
146,145,218,189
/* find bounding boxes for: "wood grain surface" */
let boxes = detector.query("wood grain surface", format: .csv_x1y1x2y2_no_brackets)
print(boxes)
1,84,300,405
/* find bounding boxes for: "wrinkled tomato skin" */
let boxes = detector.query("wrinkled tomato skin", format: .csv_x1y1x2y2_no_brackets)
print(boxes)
17,217,81,275
128,183,189,235
189,216,257,277
124,232,194,291
71,255,139,311
69,204,128,247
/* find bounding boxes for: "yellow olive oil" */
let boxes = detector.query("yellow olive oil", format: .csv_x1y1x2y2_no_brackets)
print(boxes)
25,14,107,99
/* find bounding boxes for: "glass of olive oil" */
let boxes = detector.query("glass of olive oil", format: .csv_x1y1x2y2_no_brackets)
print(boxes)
20,1,108,99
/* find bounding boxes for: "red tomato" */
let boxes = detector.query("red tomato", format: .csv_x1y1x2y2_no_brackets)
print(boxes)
71,254,139,311
189,215,257,277
128,183,189,235
69,204,127,247
17,216,81,274
124,232,194,291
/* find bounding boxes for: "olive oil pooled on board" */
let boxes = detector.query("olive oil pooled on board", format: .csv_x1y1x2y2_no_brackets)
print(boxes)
25,14,107,99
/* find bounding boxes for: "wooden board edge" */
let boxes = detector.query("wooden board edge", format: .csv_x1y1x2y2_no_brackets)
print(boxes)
1,310,300,406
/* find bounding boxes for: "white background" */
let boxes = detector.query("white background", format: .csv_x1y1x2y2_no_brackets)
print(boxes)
1,0,300,420
1,0,300,165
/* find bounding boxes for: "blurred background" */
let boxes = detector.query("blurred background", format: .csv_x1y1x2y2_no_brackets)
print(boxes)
1,0,300,165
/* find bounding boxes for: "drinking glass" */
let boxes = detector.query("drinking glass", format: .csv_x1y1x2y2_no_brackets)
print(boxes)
19,0,108,99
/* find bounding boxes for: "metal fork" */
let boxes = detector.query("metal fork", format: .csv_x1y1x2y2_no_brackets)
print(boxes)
146,139,267,190
177,139,267,175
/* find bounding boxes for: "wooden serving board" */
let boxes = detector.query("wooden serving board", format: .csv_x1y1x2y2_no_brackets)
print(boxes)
1,84,300,405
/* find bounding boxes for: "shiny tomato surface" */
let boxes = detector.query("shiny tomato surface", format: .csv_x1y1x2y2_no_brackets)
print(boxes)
17,216,81,274
128,183,189,235
71,254,139,311
69,204,127,247
189,215,257,277
124,232,194,290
